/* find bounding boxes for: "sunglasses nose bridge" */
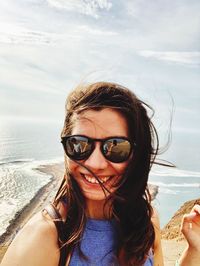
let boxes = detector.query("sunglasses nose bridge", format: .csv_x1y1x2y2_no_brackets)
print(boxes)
84,141,109,169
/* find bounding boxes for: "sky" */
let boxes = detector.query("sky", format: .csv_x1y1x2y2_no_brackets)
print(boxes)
0,0,199,170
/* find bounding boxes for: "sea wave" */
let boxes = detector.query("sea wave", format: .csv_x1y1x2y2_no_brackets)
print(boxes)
0,157,64,238
0,157,63,167
0,158,34,166
158,188,180,195
150,181,200,188
150,165,200,178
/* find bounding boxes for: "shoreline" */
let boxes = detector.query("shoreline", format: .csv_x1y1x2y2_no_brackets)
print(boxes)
0,162,194,265
0,162,65,259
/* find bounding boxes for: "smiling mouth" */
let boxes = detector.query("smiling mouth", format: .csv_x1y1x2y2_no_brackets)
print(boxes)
81,174,114,184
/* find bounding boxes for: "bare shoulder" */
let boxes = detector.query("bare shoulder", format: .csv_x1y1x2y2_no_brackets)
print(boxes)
1,210,60,266
151,207,160,230
151,208,164,266
151,207,161,245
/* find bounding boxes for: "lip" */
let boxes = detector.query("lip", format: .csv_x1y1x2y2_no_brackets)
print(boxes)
80,173,115,186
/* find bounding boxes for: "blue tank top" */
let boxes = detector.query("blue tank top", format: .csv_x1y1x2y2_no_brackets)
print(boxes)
69,218,153,266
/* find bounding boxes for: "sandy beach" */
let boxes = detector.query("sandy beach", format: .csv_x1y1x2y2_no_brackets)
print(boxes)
0,163,65,260
0,162,194,265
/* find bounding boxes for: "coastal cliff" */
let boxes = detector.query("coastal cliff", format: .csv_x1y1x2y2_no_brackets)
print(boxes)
162,198,200,240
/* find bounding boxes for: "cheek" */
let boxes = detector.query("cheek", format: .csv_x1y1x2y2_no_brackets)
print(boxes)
111,161,128,175
65,157,78,174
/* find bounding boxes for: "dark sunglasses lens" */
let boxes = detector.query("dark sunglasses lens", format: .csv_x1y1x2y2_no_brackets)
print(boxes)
65,136,92,160
103,138,131,163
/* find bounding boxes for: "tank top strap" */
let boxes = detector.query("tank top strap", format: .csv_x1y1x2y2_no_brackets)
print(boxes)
43,204,68,266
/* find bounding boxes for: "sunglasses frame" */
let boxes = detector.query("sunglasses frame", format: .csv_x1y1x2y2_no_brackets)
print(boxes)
61,135,134,163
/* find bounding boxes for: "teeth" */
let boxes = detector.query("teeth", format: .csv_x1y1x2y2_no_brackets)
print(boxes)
83,175,111,184
101,177,110,182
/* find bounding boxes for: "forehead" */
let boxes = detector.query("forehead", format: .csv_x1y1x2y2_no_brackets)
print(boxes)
71,108,129,138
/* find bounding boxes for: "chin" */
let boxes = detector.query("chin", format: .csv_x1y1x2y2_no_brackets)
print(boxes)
82,190,111,202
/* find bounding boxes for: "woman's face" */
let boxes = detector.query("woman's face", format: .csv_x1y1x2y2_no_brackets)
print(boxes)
66,108,130,203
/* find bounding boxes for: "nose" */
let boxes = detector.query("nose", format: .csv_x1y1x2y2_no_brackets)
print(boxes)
84,143,109,170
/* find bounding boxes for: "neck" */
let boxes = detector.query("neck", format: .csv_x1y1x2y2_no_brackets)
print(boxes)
86,199,113,219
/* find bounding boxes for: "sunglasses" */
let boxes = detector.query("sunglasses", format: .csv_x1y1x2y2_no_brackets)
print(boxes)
61,135,133,163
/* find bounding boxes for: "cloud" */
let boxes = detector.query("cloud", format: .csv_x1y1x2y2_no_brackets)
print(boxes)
0,18,59,45
0,30,55,46
122,0,200,51
46,0,112,18
0,19,116,46
76,25,117,36
138,51,200,66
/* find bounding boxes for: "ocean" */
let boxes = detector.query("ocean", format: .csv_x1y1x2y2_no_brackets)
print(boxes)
149,166,200,226
0,117,200,237
0,117,64,237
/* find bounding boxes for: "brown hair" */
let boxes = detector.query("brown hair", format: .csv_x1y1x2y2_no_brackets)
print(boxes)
53,81,159,265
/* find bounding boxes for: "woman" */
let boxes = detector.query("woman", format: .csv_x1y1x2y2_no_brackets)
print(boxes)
1,82,200,266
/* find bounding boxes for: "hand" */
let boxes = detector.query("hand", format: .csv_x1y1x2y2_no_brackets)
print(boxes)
181,204,200,251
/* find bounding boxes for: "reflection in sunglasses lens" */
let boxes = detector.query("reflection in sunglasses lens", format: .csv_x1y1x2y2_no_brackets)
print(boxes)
64,136,132,163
